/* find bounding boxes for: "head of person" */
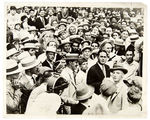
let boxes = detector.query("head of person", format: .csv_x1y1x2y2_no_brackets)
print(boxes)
112,32,120,40
46,46,56,62
72,42,79,52
129,21,137,29
124,76,142,104
29,9,35,17
65,53,79,71
110,63,128,84
77,27,84,37
84,32,91,41
106,27,113,36
91,41,99,50
91,26,100,37
121,21,127,29
15,23,21,31
121,30,129,40
125,48,135,64
97,50,108,65
68,25,77,35
101,41,113,55
81,46,92,60
10,6,17,15
22,43,38,56
39,9,45,17
21,56,40,75
78,58,88,72
100,78,117,97
47,75,69,95
6,59,22,80
51,20,58,27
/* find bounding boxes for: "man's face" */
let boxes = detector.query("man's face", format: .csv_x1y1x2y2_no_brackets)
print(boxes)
91,43,99,50
98,52,107,65
63,43,71,53
70,60,78,71
46,51,55,62
30,10,35,17
82,49,91,59
72,43,79,51
112,70,124,83
29,48,37,56
30,65,39,74
40,10,45,17
126,51,134,63
103,43,112,55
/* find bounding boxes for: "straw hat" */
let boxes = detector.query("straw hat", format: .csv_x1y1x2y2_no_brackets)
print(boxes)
17,51,31,61
81,46,92,52
70,35,84,44
28,26,38,32
130,34,139,42
75,83,94,101
64,53,79,60
58,37,71,48
92,22,101,28
114,39,125,46
110,63,128,74
46,46,57,53
21,43,38,49
6,59,23,75
6,48,19,58
21,56,40,70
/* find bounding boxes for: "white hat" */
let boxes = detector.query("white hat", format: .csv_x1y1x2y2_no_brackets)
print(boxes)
21,43,38,49
17,51,31,61
6,59,22,75
7,48,19,58
21,56,40,70
46,46,57,53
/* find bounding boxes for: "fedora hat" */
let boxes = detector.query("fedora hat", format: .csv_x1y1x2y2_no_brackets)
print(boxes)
114,39,125,46
21,56,40,70
46,46,57,53
67,16,75,22
21,43,38,49
57,23,67,29
75,84,94,101
6,48,19,58
6,59,23,75
81,46,92,52
28,26,38,32
64,53,79,60
110,63,128,74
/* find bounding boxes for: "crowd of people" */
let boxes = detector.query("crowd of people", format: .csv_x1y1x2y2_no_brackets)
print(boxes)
6,5,144,115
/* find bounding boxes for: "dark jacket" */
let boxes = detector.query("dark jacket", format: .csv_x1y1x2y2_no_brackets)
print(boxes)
71,103,86,114
42,60,53,70
35,17,48,30
87,63,110,95
27,17,37,27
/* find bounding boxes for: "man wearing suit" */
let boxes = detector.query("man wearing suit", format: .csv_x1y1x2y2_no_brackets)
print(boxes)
42,46,56,71
28,9,37,27
35,9,48,30
87,50,110,95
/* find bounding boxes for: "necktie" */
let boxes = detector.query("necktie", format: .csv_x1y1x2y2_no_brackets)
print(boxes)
102,65,106,77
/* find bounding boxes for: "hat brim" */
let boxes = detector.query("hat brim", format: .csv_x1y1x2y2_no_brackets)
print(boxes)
114,43,124,46
23,60,40,70
76,86,94,101
21,46,38,49
6,67,23,75
110,68,128,74
81,47,92,52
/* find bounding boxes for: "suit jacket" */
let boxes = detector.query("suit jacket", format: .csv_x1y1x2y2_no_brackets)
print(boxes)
42,60,53,70
35,17,48,30
87,63,110,95
71,103,86,114
27,17,37,27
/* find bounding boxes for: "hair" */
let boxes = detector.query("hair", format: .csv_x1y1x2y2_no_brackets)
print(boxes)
97,49,108,57
100,41,113,52
125,45,135,56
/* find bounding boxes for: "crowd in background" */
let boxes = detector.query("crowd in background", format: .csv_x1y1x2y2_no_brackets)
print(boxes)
6,5,144,115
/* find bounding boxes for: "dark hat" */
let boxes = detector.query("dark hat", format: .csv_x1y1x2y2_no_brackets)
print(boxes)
10,6,16,10
110,63,128,74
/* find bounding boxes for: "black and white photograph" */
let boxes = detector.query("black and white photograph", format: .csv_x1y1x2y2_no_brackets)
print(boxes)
4,2,147,118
